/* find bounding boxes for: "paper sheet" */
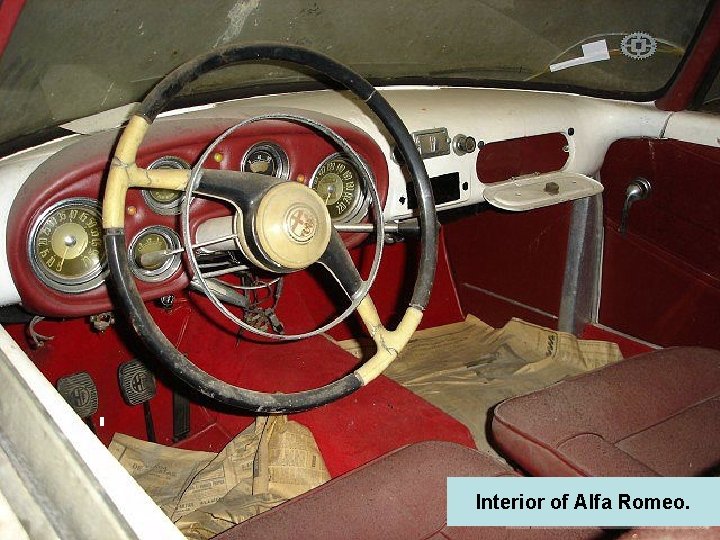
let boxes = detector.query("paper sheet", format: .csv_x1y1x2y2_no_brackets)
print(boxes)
110,415,330,539
336,316,622,459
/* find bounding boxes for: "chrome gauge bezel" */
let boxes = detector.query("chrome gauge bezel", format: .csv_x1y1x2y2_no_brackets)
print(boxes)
128,226,183,282
241,142,290,180
141,156,190,215
309,152,370,223
28,197,107,294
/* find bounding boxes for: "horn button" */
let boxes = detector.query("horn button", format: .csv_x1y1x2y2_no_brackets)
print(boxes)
250,181,332,270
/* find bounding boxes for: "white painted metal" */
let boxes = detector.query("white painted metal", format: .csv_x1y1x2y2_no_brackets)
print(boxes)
0,325,184,539
483,171,603,211
663,110,720,147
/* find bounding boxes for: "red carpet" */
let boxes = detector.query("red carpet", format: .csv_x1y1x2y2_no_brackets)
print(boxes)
177,303,476,477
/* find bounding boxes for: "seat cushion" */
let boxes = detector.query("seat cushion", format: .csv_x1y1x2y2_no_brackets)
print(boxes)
492,347,720,476
218,441,603,540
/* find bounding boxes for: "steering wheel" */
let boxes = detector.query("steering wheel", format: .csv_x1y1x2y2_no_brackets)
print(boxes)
185,112,386,340
102,44,437,413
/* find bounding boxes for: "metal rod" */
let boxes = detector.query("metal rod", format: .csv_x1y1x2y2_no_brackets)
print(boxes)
200,264,249,278
334,219,419,234
139,233,239,267
192,234,237,249
334,223,375,232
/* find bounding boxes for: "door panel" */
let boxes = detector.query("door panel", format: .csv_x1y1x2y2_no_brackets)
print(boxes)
599,138,720,348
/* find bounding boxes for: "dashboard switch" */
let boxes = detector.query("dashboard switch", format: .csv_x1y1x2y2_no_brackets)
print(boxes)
453,134,477,155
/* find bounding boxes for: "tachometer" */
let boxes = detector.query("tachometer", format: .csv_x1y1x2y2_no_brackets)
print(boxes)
29,198,106,293
309,154,366,222
241,142,289,179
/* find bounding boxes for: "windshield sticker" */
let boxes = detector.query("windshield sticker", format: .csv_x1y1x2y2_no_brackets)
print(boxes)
60,103,139,135
549,40,610,72
620,32,658,60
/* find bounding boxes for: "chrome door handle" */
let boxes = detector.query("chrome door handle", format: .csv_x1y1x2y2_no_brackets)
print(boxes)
619,177,652,235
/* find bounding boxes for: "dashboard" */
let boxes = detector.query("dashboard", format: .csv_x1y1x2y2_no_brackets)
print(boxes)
0,86,685,317
7,114,388,316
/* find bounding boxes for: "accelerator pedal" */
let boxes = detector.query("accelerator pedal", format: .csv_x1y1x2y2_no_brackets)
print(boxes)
172,391,191,442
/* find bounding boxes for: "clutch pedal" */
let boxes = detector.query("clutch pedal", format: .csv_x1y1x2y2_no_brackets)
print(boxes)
56,371,99,433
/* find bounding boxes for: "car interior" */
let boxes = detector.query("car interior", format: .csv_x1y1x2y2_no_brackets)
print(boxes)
0,1,719,539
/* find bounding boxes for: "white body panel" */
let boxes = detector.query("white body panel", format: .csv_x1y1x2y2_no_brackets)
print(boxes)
0,324,183,539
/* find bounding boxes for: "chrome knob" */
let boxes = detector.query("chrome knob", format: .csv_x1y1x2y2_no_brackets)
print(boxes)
453,134,477,155
619,177,652,235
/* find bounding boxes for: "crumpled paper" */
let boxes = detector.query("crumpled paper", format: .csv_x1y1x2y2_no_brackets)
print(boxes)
336,315,622,458
109,415,330,539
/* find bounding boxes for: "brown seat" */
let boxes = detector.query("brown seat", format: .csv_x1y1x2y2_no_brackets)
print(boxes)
218,441,604,540
492,347,720,477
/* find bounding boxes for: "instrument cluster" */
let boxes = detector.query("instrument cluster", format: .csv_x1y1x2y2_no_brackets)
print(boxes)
21,122,381,308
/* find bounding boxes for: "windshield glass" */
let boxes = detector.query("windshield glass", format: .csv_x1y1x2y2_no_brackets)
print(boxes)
0,0,710,147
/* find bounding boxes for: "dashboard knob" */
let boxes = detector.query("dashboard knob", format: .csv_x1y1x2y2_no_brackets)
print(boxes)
453,134,477,155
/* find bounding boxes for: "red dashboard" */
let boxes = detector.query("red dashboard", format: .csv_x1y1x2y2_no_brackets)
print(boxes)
8,114,388,317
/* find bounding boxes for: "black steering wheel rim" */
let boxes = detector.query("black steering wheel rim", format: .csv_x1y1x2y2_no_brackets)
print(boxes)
103,43,437,413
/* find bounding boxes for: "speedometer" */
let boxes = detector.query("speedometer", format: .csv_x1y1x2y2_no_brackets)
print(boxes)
29,198,106,293
309,154,366,222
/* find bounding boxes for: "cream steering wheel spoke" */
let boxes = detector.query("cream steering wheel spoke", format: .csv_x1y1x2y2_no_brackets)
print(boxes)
126,166,191,191
353,296,423,385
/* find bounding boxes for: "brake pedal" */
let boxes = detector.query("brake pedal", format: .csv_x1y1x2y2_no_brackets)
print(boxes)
118,359,157,442
56,371,99,433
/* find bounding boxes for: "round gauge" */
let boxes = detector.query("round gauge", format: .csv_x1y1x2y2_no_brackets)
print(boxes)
29,198,106,293
142,156,189,215
242,143,289,179
309,154,367,222
129,226,182,282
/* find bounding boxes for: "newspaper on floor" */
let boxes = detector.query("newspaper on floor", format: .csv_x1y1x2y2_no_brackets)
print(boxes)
335,315,622,458
109,415,330,539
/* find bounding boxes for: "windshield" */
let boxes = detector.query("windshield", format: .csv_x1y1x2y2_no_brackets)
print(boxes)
0,0,711,147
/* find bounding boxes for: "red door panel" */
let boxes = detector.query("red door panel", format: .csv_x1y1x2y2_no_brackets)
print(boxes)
599,138,720,348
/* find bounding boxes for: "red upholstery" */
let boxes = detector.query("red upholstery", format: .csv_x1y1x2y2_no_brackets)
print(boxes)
219,441,604,540
492,347,720,476
619,528,719,539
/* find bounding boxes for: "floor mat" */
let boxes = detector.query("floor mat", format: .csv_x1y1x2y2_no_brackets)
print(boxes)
337,315,622,458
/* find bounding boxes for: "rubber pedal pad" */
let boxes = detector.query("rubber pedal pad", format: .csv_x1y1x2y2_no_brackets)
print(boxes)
56,371,99,418
118,359,157,406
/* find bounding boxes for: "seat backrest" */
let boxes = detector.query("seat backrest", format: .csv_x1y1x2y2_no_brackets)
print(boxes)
492,347,720,476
